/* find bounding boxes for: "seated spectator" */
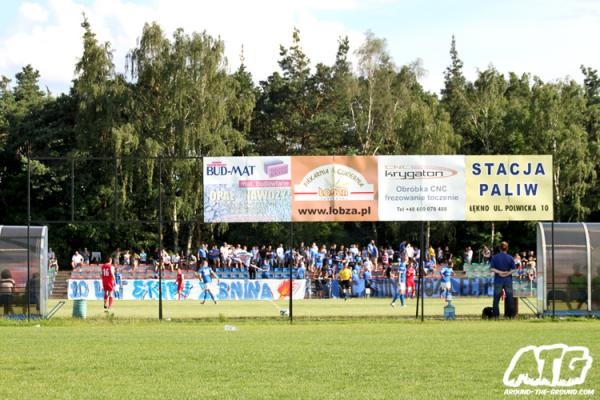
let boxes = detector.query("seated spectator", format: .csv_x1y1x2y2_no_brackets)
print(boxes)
188,252,198,269
71,251,84,269
0,269,16,315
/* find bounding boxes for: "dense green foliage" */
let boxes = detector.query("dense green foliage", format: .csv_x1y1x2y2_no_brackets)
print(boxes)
1,20,599,261
1,315,599,399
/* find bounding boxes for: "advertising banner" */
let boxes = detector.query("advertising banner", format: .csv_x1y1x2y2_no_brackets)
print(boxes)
202,155,552,222
465,155,553,221
68,279,307,301
203,156,292,222
378,155,466,221
329,277,496,298
291,156,378,221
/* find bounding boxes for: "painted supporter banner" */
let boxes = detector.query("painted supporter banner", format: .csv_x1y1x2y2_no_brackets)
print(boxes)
68,279,307,301
203,156,292,222
291,156,378,221
378,156,466,221
329,277,496,298
465,155,553,221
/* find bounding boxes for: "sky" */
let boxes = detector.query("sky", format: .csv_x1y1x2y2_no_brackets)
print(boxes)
1,0,600,95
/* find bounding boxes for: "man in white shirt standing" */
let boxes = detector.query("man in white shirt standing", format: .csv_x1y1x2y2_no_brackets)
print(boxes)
276,244,285,267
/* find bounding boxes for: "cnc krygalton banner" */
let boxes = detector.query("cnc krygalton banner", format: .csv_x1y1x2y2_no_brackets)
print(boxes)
378,155,466,221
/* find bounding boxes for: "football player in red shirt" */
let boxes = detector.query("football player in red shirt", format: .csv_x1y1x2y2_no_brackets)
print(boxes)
176,268,185,300
101,257,116,312
406,261,416,299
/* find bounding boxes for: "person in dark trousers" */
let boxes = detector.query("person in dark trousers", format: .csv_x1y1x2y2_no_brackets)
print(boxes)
490,241,516,318
0,269,16,315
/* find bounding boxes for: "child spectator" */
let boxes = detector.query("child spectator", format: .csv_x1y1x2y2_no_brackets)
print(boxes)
139,248,147,264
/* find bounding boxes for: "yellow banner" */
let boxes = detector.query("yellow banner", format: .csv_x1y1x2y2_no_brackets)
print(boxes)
465,155,553,221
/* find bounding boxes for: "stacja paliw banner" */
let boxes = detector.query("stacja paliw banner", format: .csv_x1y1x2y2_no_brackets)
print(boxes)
465,155,553,221
202,155,553,222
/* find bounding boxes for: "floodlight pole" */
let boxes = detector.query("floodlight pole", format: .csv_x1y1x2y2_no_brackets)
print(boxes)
415,242,420,320
158,157,163,321
289,221,293,324
27,156,31,321
551,220,555,319
420,221,425,322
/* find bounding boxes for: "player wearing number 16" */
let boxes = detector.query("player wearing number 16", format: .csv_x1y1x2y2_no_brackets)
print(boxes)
101,257,116,312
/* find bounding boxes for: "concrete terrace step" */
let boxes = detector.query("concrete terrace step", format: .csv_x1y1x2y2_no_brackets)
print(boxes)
49,271,72,299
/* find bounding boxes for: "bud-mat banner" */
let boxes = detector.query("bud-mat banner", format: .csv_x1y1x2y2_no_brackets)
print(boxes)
203,156,292,222
203,155,552,222
291,156,378,221
378,156,466,221
68,279,307,301
465,155,553,221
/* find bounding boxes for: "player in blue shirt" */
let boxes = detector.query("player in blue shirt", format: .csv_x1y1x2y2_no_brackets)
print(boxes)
391,260,407,307
195,260,219,304
439,263,455,300
114,268,123,299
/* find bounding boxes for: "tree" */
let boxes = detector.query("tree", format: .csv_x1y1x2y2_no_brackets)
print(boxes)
127,23,252,251
441,35,470,141
351,31,396,155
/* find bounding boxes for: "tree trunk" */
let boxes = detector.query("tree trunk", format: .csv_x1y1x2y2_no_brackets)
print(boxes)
186,226,193,255
172,201,179,251
490,222,495,251
426,221,430,253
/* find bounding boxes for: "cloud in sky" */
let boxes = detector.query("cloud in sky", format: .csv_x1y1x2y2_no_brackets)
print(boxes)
0,0,366,94
0,0,599,95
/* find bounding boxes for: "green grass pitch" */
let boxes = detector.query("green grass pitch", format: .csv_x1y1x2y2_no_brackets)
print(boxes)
1,299,598,399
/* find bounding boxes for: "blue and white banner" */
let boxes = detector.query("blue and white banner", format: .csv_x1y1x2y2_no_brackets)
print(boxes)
68,279,307,301
329,277,497,298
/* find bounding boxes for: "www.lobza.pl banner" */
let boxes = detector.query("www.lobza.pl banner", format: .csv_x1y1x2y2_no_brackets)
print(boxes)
203,155,553,222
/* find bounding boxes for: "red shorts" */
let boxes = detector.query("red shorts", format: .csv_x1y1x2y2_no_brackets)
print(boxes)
406,280,415,287
102,282,114,292
177,284,184,291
